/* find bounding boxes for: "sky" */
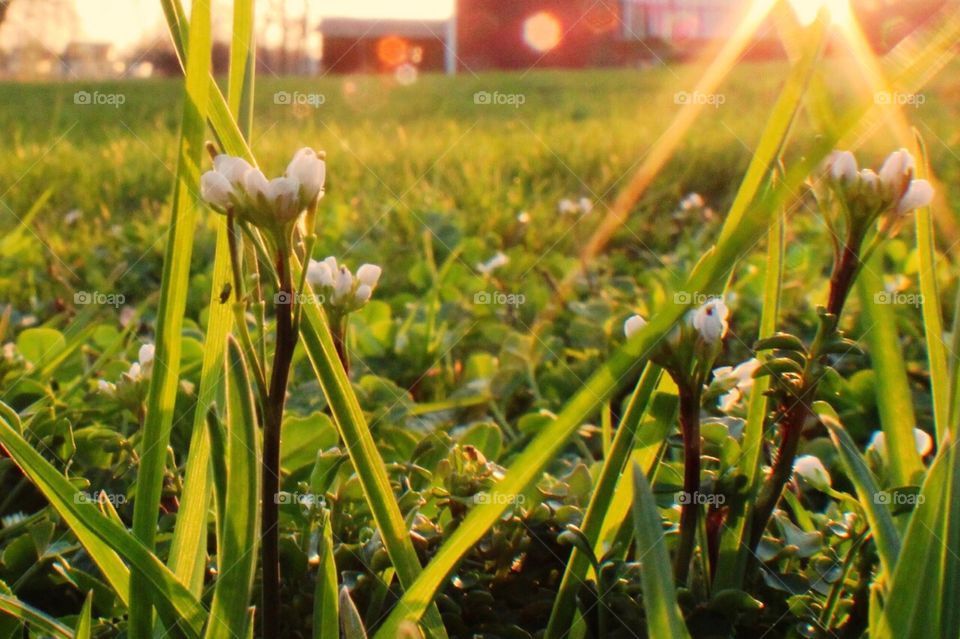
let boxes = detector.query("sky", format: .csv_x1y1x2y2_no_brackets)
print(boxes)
74,0,456,50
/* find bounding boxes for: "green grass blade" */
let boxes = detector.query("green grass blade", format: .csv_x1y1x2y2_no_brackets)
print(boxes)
297,289,448,639
0,591,74,639
856,258,925,487
227,0,256,137
205,338,260,639
715,210,784,589
339,588,368,639
544,363,662,638
0,406,207,637
912,137,949,443
872,433,959,639
314,512,339,639
629,463,691,639
819,405,900,577
75,591,93,639
131,0,211,634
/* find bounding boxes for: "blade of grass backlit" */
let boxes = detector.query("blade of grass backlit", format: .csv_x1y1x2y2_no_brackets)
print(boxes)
856,259,924,487
0,592,74,639
314,512,339,639
714,209,783,589
130,0,211,635
630,464,692,639
544,364,662,638
0,407,207,637
167,0,255,595
205,339,260,639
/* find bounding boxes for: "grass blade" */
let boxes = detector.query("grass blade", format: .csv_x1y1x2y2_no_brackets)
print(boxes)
630,463,691,639
856,258,925,487
130,0,211,634
818,404,900,577
0,405,207,637
205,338,260,639
0,591,74,639
75,591,93,639
872,433,959,639
314,512,339,639
544,364,662,638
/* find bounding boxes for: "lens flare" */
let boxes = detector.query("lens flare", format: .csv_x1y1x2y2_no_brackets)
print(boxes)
523,12,562,53
788,0,853,27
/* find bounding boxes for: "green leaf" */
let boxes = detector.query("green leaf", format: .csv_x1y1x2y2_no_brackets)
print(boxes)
75,591,93,639
130,0,211,635
0,590,73,639
205,338,260,639
339,588,368,639
629,463,691,639
819,404,900,578
282,413,338,474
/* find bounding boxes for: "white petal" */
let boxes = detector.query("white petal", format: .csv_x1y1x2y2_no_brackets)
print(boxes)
286,147,326,203
200,171,234,209
127,362,142,380
878,148,915,189
138,343,155,366
306,259,335,288
897,179,934,214
828,151,858,183
356,264,382,287
213,155,253,184
242,168,270,203
267,176,302,222
323,256,338,274
692,299,729,344
333,267,353,302
354,284,373,304
794,455,831,490
623,314,647,339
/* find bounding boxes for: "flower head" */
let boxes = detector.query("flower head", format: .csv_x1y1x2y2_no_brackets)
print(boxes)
794,455,831,491
624,314,647,339
714,358,760,412
691,299,729,345
306,257,381,313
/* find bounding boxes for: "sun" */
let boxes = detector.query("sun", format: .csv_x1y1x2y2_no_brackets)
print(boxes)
787,0,854,27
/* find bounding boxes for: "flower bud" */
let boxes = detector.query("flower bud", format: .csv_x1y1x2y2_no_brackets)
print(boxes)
793,455,831,491
878,148,915,194
828,151,858,184
138,344,155,366
286,147,326,205
354,284,373,304
201,171,235,210
896,179,934,215
267,177,302,223
243,168,270,204
356,264,382,288
306,259,335,289
691,299,729,344
333,267,353,303
213,155,253,185
624,314,647,339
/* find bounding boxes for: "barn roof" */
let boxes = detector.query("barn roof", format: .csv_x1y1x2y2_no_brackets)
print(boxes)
319,17,452,39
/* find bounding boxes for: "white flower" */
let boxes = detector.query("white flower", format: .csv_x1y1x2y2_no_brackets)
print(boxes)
578,197,594,214
557,198,578,215
97,379,116,395
127,362,142,380
680,193,705,211
354,284,373,304
828,151,858,184
306,259,336,288
517,211,531,224
356,264,382,288
242,168,270,203
897,179,934,214
868,428,933,461
64,209,82,225
624,314,647,339
859,168,880,194
878,148,915,192
285,147,326,204
691,299,729,344
200,171,234,210
794,455,831,491
477,252,509,274
2,343,16,361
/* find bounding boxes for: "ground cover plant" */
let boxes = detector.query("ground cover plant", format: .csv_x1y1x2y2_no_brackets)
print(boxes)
0,0,960,638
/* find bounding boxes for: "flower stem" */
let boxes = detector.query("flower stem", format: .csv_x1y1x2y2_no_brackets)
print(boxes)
262,244,297,637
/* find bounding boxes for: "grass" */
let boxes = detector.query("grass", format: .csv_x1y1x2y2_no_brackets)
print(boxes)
0,7,959,636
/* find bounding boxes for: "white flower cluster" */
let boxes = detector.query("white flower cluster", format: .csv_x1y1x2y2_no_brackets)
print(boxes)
712,358,761,412
306,257,382,313
201,148,326,230
825,148,933,218
97,343,155,395
557,197,594,216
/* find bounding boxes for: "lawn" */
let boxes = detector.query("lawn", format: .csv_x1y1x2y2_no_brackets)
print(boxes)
0,25,958,639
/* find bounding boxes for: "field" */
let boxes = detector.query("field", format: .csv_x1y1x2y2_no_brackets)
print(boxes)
1,19,960,639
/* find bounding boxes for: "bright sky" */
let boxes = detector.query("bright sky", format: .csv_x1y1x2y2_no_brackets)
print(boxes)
74,0,456,50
